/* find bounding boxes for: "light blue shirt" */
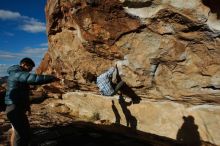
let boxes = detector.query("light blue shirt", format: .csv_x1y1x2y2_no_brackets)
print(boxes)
96,67,115,96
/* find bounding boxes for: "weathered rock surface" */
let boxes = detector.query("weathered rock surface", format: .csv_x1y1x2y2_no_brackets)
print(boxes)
35,0,220,145
37,0,220,103
58,92,220,145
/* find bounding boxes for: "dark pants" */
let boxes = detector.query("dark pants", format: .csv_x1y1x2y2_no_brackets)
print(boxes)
5,104,30,146
111,81,124,96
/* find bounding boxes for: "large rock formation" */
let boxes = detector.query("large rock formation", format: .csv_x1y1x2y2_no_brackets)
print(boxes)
36,0,220,145
37,0,220,103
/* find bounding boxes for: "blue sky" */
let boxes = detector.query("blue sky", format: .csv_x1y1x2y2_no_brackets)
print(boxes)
0,0,48,77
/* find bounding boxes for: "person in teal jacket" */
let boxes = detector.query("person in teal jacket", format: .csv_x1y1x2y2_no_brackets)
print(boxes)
4,57,59,146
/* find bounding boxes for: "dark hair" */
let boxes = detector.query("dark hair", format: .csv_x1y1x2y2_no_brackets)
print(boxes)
20,57,35,67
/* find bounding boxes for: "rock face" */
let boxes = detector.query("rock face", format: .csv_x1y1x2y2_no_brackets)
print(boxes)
37,0,220,103
36,0,220,145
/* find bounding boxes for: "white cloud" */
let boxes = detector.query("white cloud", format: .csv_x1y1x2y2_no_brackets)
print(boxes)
0,47,48,60
40,43,48,47
20,20,46,33
0,9,46,33
0,52,16,59
0,47,48,76
4,32,14,36
0,10,21,20
23,47,48,57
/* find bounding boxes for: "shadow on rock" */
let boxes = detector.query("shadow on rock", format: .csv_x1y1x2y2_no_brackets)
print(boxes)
176,115,201,146
120,82,142,104
118,95,137,129
31,121,182,146
202,0,220,19
111,100,121,125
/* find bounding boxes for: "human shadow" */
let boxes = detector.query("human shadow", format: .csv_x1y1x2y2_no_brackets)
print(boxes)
120,82,142,104
176,115,201,146
114,67,142,104
118,95,137,129
111,100,121,125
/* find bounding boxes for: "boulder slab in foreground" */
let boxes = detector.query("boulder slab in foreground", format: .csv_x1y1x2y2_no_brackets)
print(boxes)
59,92,220,145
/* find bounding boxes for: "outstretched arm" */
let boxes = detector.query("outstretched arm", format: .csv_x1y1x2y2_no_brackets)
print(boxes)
14,71,59,85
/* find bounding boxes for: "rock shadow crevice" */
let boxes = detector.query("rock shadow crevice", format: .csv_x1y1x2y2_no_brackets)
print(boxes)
122,1,153,8
202,0,220,19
